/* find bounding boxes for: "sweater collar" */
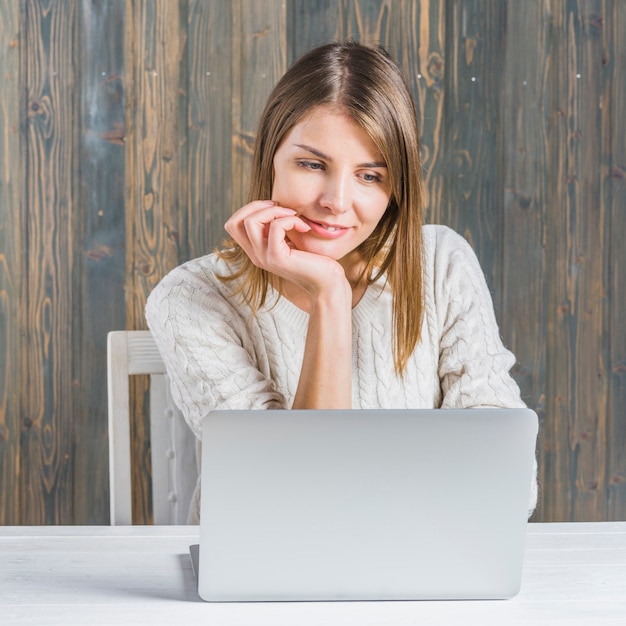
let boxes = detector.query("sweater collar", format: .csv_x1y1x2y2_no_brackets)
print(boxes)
264,277,388,333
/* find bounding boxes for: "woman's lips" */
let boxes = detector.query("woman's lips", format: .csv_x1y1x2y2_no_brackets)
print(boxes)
300,216,350,238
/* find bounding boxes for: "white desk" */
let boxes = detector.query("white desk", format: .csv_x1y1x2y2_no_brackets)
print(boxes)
1,523,625,625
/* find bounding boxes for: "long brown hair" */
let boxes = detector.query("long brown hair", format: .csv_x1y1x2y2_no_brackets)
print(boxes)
219,41,424,374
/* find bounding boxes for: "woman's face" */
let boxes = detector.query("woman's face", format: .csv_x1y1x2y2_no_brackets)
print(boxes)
271,106,392,277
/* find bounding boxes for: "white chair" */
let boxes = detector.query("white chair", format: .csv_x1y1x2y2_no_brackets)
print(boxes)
107,330,197,525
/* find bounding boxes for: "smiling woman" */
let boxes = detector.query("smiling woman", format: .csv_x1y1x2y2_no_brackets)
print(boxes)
218,42,425,375
145,41,536,524
270,107,392,275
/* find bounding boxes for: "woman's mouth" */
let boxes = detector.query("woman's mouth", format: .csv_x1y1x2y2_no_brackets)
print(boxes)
300,216,350,238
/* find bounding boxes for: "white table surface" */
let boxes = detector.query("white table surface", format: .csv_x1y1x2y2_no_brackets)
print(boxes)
1,522,625,626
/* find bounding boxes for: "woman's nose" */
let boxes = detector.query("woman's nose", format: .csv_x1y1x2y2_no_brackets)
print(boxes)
319,174,351,214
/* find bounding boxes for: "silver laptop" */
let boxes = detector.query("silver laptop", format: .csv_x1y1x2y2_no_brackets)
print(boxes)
191,408,538,602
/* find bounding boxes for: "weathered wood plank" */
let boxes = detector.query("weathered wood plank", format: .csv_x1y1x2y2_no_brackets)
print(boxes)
544,0,577,522
288,0,338,62
0,0,21,525
397,0,446,223
0,0,624,526
21,0,76,524
605,0,626,520
125,0,185,326
186,0,233,258
545,0,608,521
338,0,393,45
125,0,186,523
73,0,126,524
435,0,505,297
231,0,287,211
500,1,550,519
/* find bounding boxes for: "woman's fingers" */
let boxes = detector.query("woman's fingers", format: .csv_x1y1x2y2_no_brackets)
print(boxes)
224,200,348,298
225,201,311,270
224,199,275,227
264,216,310,255
244,213,309,269
261,216,311,268
225,201,294,238
225,201,297,265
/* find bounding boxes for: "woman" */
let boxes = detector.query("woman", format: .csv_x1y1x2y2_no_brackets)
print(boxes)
146,41,537,522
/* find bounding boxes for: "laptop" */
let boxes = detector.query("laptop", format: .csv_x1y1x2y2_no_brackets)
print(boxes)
190,408,538,602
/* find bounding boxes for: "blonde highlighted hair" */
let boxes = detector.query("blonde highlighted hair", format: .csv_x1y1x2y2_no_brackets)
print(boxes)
219,41,425,374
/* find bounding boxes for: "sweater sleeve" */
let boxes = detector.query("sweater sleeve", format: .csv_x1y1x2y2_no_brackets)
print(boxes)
432,227,537,516
433,227,525,410
145,259,285,440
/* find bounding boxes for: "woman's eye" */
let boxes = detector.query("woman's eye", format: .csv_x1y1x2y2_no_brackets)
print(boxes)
361,172,382,183
298,160,324,171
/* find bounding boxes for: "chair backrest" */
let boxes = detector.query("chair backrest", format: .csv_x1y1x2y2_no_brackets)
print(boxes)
107,330,197,525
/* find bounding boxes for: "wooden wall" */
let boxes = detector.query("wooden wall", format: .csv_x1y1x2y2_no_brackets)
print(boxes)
0,0,624,524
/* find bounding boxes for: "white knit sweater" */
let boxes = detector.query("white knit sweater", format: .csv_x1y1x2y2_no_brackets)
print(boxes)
146,224,537,521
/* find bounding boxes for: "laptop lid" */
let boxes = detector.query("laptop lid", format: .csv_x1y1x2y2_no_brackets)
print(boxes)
195,408,538,602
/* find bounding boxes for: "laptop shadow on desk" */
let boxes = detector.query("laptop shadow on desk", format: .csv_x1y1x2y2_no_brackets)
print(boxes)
16,553,204,605
100,552,203,603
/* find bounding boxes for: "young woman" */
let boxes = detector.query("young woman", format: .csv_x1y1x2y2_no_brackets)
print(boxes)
146,41,537,522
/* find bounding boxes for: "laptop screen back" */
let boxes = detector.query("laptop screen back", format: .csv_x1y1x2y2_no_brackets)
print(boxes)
196,408,538,602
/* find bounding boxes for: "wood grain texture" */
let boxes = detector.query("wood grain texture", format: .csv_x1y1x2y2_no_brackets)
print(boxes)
338,0,393,45
74,0,126,524
231,0,287,210
186,0,233,258
21,0,77,524
125,0,185,328
125,0,187,523
605,0,626,519
0,0,21,526
500,1,550,518
437,0,504,293
402,0,446,220
1,0,625,525
545,0,609,521
288,0,339,61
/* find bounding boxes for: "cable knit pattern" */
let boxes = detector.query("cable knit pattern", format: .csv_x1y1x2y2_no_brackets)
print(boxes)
146,224,538,522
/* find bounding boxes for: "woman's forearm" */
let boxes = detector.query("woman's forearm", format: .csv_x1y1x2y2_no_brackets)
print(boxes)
292,285,353,409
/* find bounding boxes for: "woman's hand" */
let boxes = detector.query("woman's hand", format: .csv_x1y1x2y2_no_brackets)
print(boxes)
224,200,350,302
226,200,353,410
